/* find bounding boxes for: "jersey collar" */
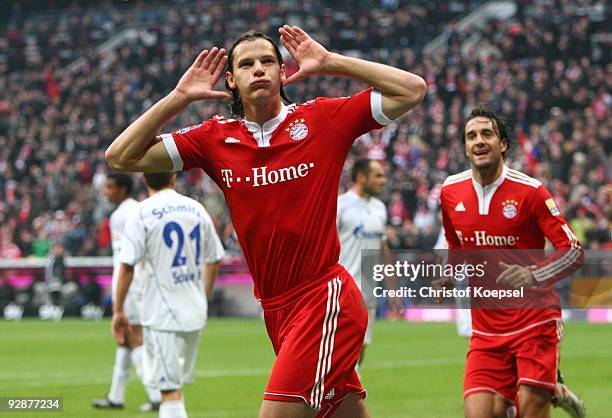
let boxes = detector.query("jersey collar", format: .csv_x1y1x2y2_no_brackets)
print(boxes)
348,189,372,203
471,164,507,188
243,103,289,147
471,165,507,215
155,188,176,196
117,197,136,209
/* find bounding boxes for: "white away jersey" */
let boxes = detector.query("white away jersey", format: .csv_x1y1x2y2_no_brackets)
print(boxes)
119,189,225,332
337,190,387,291
110,197,144,298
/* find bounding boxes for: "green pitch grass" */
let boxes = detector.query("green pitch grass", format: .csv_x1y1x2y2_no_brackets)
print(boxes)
0,319,610,417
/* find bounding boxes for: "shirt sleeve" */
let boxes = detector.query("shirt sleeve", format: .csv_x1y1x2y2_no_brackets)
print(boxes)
433,226,448,250
118,210,146,266
439,189,466,273
160,119,217,172
201,211,225,264
316,89,394,143
528,185,584,284
440,190,462,250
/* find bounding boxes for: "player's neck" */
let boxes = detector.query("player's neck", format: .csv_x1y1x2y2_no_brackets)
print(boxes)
351,186,371,200
472,163,504,186
147,186,172,197
243,98,283,126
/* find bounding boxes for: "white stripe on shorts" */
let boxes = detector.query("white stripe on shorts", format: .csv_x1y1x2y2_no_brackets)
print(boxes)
310,277,342,409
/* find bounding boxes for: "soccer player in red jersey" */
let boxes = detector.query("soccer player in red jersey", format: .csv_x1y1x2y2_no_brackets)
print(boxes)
105,26,426,418
439,106,585,418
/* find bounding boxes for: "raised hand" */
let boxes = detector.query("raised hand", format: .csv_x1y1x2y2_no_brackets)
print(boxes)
278,25,331,85
175,47,233,101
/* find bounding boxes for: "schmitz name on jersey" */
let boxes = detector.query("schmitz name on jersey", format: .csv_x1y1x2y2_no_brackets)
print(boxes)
152,204,199,219
221,162,315,188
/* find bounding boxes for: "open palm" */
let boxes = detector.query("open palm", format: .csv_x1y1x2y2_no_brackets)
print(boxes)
175,47,232,101
279,25,331,85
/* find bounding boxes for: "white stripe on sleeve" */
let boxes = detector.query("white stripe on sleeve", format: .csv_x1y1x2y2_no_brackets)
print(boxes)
370,90,394,126
161,133,184,172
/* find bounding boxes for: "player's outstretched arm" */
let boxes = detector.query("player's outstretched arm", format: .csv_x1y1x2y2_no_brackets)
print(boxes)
278,25,426,120
105,48,231,172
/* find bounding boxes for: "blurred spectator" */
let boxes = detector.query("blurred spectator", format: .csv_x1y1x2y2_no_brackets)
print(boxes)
0,276,16,309
80,275,101,306
31,229,50,257
0,232,22,258
42,242,78,305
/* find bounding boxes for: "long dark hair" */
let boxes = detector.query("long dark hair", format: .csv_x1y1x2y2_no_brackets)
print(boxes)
225,30,292,118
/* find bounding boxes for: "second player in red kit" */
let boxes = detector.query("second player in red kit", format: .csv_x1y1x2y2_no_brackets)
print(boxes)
440,106,585,418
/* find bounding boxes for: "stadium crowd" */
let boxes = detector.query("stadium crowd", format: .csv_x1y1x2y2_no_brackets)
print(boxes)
0,0,609,276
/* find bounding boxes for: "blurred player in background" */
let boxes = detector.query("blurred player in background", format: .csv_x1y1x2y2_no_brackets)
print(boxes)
112,172,225,418
440,106,586,418
337,158,399,366
92,173,161,412
105,25,425,418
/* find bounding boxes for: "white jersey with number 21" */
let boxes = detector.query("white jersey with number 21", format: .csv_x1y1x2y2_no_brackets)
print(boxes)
119,189,225,332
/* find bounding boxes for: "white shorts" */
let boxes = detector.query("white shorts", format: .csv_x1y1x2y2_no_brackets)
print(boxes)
124,289,142,325
143,327,202,392
363,308,376,346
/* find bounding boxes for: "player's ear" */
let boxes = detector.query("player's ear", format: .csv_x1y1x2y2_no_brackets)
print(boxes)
280,63,286,85
226,71,236,90
501,139,508,154
357,171,366,184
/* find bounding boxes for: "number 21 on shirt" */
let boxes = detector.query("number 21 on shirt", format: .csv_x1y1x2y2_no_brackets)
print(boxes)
163,221,201,267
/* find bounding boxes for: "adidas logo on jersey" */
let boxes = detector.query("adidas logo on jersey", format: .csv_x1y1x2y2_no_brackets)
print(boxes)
325,388,335,400
224,137,240,143
455,202,466,212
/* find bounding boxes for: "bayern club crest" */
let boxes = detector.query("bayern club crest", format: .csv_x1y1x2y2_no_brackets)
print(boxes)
286,119,309,141
502,199,518,219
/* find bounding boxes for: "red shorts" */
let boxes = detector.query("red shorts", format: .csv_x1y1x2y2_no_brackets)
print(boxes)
464,318,563,404
262,270,368,417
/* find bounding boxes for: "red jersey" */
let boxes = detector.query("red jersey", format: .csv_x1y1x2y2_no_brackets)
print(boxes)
162,89,391,302
440,166,583,335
